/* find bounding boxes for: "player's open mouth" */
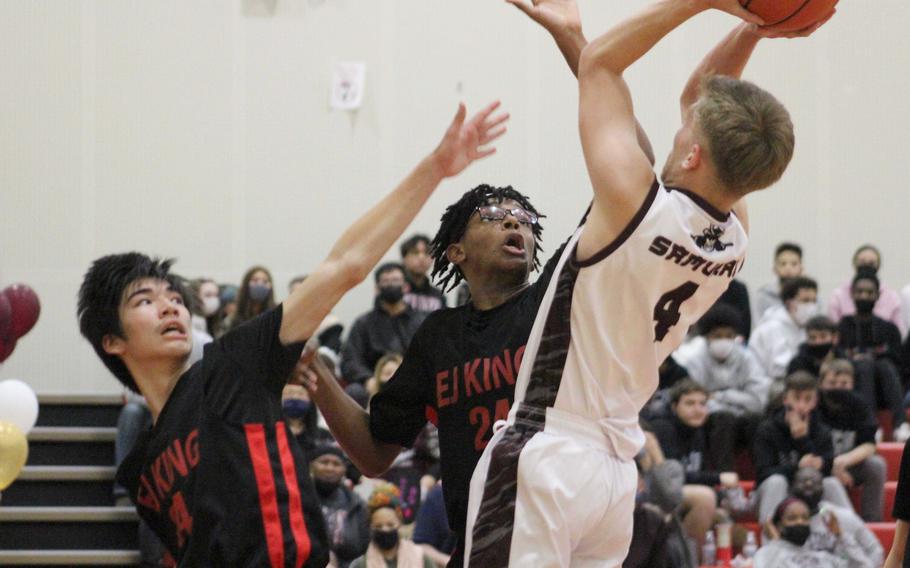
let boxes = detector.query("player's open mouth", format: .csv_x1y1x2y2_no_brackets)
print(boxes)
160,321,187,338
502,234,526,257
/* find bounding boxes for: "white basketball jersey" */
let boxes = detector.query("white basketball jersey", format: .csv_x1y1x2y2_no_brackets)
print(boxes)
512,182,748,460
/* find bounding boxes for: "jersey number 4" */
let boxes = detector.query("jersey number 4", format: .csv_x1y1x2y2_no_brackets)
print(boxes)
653,281,699,342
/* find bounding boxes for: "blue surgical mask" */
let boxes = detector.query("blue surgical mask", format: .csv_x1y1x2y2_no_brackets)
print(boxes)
283,399,311,419
249,283,271,303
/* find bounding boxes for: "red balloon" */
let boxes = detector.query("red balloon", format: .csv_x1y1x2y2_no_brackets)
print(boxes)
0,332,15,363
3,284,40,340
0,294,10,340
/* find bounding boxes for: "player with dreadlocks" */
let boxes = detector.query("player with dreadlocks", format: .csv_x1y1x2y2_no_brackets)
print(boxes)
300,175,579,567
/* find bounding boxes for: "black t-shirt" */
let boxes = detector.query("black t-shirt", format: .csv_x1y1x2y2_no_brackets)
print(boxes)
368,240,565,550
117,306,329,567
816,389,876,456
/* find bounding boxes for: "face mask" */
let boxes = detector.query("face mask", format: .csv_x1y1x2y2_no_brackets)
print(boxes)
793,302,819,326
202,296,221,317
780,524,811,547
372,529,399,551
708,338,736,360
378,285,404,304
248,283,271,303
313,477,339,498
806,342,833,360
283,399,311,419
855,298,875,315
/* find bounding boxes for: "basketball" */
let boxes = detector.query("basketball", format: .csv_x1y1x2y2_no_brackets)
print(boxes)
741,0,838,32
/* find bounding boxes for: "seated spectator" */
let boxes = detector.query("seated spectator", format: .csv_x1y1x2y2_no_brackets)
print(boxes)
674,306,769,467
754,497,849,568
755,242,804,324
289,275,345,354
341,263,427,384
412,483,455,567
816,359,886,520
400,234,447,314
714,279,751,340
366,353,404,399
224,265,276,331
787,315,846,377
640,355,690,422
790,466,884,566
283,383,334,463
215,283,238,337
753,371,851,525
676,305,769,417
838,269,907,438
350,484,434,568
829,245,904,336
650,380,739,552
189,278,222,337
750,277,819,381
311,445,371,568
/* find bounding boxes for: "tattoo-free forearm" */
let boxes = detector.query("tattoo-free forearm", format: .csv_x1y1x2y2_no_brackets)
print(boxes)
309,366,400,476
580,0,705,77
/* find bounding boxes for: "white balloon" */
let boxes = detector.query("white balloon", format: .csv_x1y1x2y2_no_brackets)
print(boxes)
0,379,39,434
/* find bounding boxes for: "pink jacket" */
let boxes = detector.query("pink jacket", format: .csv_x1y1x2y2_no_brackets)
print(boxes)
828,281,905,337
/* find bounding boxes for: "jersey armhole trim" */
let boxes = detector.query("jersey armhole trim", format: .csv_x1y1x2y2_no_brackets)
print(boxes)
575,178,660,268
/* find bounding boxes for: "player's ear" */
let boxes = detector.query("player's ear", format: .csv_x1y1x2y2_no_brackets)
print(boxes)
102,334,127,356
682,143,702,170
446,243,465,267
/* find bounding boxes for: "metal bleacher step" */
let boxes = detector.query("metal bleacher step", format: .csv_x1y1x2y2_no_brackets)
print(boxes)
0,549,140,566
29,426,118,443
36,393,124,429
0,506,139,552
27,427,118,467
2,466,118,507
18,465,117,481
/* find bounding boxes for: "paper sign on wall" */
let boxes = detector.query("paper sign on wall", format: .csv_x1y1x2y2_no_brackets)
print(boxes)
330,62,366,110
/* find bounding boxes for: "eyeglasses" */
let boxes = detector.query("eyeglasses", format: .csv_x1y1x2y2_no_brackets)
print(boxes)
475,205,538,226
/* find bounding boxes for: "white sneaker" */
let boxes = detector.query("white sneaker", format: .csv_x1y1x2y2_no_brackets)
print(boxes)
894,423,910,443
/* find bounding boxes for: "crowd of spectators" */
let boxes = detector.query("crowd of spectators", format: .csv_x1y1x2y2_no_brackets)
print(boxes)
115,237,910,567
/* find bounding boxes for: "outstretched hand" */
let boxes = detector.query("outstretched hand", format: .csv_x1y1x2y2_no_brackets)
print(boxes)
431,101,509,179
506,0,582,37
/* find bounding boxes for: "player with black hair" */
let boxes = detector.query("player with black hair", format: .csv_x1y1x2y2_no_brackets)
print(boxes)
301,177,568,567
429,183,545,293
77,101,508,567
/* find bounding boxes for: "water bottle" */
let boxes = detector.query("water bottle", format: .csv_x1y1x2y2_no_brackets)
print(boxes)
742,530,758,559
702,530,717,566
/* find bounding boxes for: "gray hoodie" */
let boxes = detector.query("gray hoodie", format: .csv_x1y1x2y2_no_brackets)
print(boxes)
674,337,770,415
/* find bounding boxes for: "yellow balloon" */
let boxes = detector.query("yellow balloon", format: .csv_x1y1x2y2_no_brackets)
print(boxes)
0,420,28,490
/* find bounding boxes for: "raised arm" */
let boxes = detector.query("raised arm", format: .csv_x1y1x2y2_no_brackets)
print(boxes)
679,13,834,227
575,1,733,259
278,102,508,345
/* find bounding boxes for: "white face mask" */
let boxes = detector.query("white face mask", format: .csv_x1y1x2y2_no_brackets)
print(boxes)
202,296,221,317
708,338,736,361
793,302,819,327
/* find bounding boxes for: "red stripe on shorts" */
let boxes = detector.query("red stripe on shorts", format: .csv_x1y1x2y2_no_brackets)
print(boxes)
245,423,284,568
276,421,312,567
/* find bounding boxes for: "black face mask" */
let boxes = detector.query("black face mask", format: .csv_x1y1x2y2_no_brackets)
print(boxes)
378,285,404,304
313,478,340,498
806,342,833,360
855,298,875,315
781,524,811,547
372,529,399,551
